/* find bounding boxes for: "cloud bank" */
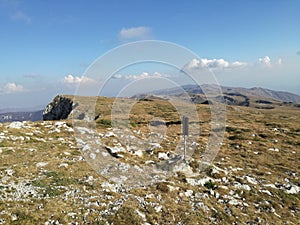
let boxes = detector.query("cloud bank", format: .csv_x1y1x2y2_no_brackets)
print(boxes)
184,58,248,71
1,82,25,94
184,56,283,72
63,75,96,85
113,72,165,81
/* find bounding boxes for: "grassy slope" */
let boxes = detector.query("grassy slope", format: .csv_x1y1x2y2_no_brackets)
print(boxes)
0,97,299,224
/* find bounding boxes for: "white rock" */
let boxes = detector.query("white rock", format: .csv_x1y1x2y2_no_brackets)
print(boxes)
230,167,243,172
58,163,68,168
150,143,162,148
243,202,249,207
145,160,155,165
76,127,95,135
274,212,281,218
8,121,24,129
196,202,210,212
110,146,125,153
54,121,65,127
268,147,279,152
67,212,77,217
167,185,179,192
11,214,18,221
286,185,300,194
228,199,239,206
34,137,47,142
185,189,193,197
245,176,258,185
158,152,169,160
89,153,96,160
6,169,14,176
154,205,162,213
264,184,276,189
136,210,146,220
36,162,48,167
234,183,251,191
134,150,143,157
10,135,25,141
104,131,116,137
186,177,212,186
260,189,273,196
211,168,219,175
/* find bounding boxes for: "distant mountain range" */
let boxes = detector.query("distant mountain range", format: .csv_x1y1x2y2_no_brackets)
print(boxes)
0,110,43,123
137,84,300,103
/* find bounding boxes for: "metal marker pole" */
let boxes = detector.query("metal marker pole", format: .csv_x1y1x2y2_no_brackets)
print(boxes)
184,133,187,162
182,116,189,163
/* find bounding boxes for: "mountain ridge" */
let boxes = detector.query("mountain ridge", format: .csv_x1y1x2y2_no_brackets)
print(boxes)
142,84,300,103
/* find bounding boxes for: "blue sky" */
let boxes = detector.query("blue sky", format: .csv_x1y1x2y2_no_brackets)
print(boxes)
0,0,299,109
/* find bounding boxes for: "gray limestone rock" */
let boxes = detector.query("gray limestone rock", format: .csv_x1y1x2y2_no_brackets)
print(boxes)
43,95,73,120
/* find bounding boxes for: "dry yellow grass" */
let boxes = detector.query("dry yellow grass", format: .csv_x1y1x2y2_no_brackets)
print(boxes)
0,96,299,224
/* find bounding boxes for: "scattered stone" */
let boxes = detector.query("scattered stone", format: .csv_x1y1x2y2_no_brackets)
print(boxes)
7,121,24,129
36,162,49,167
185,189,194,197
104,132,116,137
268,147,279,152
58,163,68,168
134,150,143,157
286,185,300,194
158,152,169,160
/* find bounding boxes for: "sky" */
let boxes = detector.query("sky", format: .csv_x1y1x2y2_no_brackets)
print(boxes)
0,0,299,110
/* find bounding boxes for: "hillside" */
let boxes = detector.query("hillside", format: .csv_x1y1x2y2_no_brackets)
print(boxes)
0,96,299,224
143,84,300,104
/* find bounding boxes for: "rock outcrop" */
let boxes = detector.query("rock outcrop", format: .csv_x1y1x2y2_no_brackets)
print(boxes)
43,95,73,121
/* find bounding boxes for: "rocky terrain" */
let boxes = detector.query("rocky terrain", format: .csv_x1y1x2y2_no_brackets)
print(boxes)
0,95,299,224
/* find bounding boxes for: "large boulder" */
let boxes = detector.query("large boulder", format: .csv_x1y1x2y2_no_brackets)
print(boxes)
43,95,73,120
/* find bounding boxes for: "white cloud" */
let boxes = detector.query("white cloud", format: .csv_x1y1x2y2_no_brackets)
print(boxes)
258,56,271,67
2,82,25,93
112,74,123,79
277,58,282,65
113,72,165,80
258,56,283,67
10,10,31,23
63,75,96,85
184,58,247,71
126,72,163,80
119,26,152,40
